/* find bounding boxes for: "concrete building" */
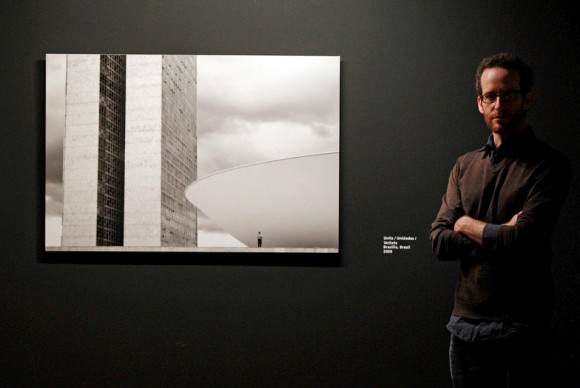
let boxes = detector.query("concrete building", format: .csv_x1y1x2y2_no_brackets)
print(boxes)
61,54,197,247
186,152,339,249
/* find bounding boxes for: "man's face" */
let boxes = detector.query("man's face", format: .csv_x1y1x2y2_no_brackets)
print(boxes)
477,67,533,137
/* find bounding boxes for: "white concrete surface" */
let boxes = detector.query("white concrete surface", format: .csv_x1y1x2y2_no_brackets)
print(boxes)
186,152,339,249
61,54,101,246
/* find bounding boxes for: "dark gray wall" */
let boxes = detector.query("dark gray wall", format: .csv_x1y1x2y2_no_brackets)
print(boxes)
1,1,578,386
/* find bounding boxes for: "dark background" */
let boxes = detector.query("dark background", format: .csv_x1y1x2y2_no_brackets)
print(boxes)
1,1,578,386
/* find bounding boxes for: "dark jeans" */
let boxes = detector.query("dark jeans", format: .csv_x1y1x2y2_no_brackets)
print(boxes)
449,326,556,388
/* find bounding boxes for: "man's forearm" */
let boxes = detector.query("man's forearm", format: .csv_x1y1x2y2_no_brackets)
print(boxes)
453,212,520,247
453,215,486,246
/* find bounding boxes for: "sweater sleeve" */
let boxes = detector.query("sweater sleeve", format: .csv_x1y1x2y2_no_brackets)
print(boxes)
430,160,480,261
485,154,571,258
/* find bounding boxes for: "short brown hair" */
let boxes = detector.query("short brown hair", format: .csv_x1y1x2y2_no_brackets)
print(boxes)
475,53,534,95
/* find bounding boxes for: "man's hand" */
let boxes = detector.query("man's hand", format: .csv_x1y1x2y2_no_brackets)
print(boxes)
453,215,486,246
502,211,522,226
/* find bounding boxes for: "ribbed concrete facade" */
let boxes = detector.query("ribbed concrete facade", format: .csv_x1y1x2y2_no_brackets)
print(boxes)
123,55,164,246
61,54,197,247
61,55,101,246
159,56,197,247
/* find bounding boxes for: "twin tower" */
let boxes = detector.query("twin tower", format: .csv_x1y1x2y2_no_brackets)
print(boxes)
61,55,197,247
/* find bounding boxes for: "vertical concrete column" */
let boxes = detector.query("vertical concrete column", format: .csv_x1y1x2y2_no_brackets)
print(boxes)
124,55,163,246
61,54,101,246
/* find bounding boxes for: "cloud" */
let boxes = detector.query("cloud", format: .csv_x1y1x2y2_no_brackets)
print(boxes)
45,54,66,185
45,216,62,246
198,118,339,177
45,181,64,216
196,212,246,247
197,55,340,177
198,55,340,127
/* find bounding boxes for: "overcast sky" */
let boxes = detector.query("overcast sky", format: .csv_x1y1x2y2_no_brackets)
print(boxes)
45,54,340,247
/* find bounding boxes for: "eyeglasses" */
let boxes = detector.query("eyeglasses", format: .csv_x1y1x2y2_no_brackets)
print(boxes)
480,90,522,104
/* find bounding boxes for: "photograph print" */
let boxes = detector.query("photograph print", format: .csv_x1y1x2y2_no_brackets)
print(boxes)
45,54,340,253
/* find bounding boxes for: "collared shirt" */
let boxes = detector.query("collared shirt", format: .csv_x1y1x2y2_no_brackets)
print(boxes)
447,315,530,342
484,134,499,164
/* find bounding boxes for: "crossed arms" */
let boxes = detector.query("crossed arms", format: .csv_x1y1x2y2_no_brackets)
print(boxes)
453,212,520,246
429,152,570,262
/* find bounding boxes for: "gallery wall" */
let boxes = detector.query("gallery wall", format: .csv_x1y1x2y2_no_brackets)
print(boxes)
1,1,578,386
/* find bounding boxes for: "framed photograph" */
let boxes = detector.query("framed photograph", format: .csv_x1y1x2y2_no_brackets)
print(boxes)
44,54,340,260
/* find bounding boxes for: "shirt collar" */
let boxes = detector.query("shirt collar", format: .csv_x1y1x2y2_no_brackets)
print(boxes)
483,134,498,163
481,126,534,164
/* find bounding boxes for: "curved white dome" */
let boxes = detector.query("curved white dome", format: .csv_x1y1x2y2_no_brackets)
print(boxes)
186,152,339,249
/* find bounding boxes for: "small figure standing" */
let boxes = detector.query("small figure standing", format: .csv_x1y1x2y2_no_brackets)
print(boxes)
257,231,262,248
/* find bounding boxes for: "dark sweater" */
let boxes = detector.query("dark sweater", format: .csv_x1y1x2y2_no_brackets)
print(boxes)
430,128,571,322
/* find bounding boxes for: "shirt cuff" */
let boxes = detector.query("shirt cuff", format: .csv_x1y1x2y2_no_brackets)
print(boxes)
482,223,501,250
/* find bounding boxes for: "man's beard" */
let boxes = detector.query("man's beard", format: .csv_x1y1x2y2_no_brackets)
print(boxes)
488,104,527,135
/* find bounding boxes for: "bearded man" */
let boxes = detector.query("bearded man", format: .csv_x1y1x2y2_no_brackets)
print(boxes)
430,53,571,388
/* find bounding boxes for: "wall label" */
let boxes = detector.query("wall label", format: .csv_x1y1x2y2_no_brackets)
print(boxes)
382,235,417,254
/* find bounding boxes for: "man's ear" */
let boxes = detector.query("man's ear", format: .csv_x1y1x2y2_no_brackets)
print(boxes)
477,96,485,114
523,91,534,111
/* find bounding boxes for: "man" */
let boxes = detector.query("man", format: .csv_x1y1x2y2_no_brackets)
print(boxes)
257,231,263,248
430,53,571,387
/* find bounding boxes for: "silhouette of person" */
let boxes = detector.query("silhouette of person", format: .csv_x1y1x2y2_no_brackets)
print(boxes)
257,231,262,247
